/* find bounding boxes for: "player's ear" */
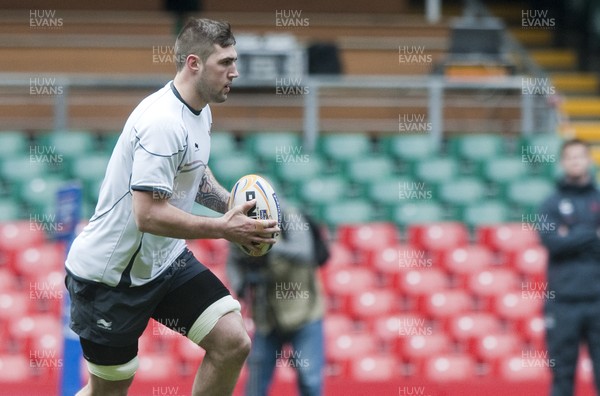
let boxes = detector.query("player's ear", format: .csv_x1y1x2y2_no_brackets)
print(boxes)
186,54,202,73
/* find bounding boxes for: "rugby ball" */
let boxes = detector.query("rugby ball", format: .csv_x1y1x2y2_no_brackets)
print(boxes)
228,174,281,256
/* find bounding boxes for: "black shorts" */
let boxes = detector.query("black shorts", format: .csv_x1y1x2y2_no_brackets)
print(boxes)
65,248,230,365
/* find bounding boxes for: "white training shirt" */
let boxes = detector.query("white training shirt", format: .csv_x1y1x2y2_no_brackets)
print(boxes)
66,81,212,287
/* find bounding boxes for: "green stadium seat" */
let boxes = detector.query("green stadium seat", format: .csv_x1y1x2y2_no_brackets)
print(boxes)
322,199,375,228
20,176,66,214
462,201,510,228
318,133,372,162
274,155,327,196
245,132,301,162
449,134,506,163
192,203,222,218
100,132,121,154
0,198,24,221
384,134,438,163
37,130,97,160
71,154,111,202
519,133,562,157
438,177,486,207
209,153,257,190
211,131,240,157
368,176,415,206
483,156,529,185
346,155,396,184
394,201,445,227
0,155,48,187
506,177,555,213
413,157,459,187
0,131,29,157
299,176,348,206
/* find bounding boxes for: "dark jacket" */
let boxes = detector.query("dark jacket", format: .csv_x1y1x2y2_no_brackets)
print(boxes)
538,179,600,301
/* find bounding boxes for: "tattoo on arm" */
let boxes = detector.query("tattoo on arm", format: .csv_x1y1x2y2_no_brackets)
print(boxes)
196,167,230,214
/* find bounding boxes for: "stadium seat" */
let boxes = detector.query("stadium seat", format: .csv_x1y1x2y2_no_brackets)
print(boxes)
322,242,354,270
0,291,29,321
323,267,377,298
210,131,239,157
440,244,494,286
135,353,178,381
0,268,18,292
0,198,23,222
70,154,110,202
424,354,477,382
318,133,372,162
422,289,473,323
394,201,445,227
371,313,404,348
482,156,529,186
20,176,66,215
36,130,97,161
0,354,30,382
397,269,449,306
350,354,399,381
13,242,64,278
99,132,120,154
348,288,399,320
366,244,417,286
402,333,452,362
477,223,540,254
509,244,548,281
325,332,377,363
321,199,375,228
449,134,506,164
407,222,469,253
245,131,301,162
413,157,459,187
499,353,551,381
29,270,65,314
7,314,61,353
506,177,555,213
274,154,326,186
448,312,502,343
474,333,522,363
345,155,396,184
209,152,257,190
461,200,510,229
0,221,46,265
493,291,543,322
384,134,438,164
438,177,486,208
177,336,206,367
336,222,399,252
518,316,546,350
324,313,354,343
0,131,28,157
468,268,520,300
299,176,349,212
0,156,47,188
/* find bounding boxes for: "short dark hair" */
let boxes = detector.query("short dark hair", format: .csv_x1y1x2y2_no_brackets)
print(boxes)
560,138,590,157
174,18,236,71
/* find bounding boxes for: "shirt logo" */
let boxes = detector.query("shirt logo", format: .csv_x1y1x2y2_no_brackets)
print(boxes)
558,199,574,216
96,319,113,330
194,142,199,151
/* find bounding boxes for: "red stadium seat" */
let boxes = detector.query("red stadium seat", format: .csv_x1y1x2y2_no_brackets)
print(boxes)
0,221,46,268
13,242,64,278
370,313,405,352
509,244,548,282
186,239,213,266
30,270,65,314
177,336,206,367
322,242,354,271
448,312,502,343
0,354,30,382
477,223,540,254
473,333,522,363
337,222,400,252
350,354,399,381
324,267,377,298
468,268,520,302
324,313,354,343
397,269,449,307
425,354,477,382
422,289,473,323
0,268,18,291
493,291,543,322
136,353,178,381
326,332,377,364
518,316,546,350
348,288,399,320
440,244,494,287
7,314,61,353
499,353,551,381
0,291,30,321
402,333,452,362
407,222,469,253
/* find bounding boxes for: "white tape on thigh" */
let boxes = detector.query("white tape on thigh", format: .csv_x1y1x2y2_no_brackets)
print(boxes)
86,356,138,381
187,295,241,344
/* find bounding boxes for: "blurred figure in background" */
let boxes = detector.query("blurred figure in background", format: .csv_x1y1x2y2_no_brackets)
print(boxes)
227,204,328,396
538,139,600,396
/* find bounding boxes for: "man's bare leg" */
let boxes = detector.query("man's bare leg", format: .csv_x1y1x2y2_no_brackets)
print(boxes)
193,312,251,396
75,373,134,396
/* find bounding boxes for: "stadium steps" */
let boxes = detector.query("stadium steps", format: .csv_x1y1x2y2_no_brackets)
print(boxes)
560,97,600,119
530,49,578,71
550,73,599,95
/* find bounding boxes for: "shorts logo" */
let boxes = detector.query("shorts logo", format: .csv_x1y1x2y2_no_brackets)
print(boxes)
96,319,113,330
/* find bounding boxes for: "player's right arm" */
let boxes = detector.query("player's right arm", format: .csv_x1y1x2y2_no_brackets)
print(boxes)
132,190,278,254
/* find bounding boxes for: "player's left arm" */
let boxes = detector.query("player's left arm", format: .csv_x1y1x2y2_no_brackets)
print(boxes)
196,166,230,214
